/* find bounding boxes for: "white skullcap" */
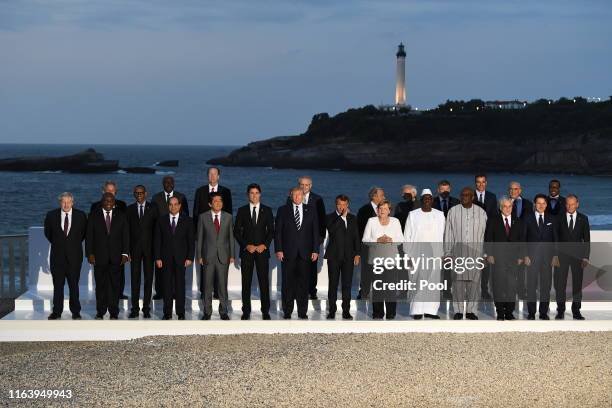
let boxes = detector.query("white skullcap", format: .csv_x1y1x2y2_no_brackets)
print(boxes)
421,189,433,197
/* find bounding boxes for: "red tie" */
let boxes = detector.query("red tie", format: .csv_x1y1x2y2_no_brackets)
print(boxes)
214,214,220,233
105,211,111,234
64,213,69,237
504,217,510,237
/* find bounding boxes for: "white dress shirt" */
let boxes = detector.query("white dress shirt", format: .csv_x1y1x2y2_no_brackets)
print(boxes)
61,209,72,235
370,201,378,214
211,210,222,223
249,203,260,223
293,203,304,224
566,211,576,228
303,192,310,205
336,210,347,228
503,214,512,227
209,184,218,193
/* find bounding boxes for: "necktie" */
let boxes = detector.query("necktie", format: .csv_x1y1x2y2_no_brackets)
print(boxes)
64,213,69,237
166,193,170,203
139,204,144,219
442,199,448,216
105,211,111,234
504,217,510,237
252,206,257,225
569,214,574,231
171,216,176,234
538,214,544,230
214,214,220,233
480,193,484,204
551,198,557,210
294,205,301,230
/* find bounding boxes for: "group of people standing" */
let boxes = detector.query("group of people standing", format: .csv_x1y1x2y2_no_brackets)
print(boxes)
44,170,590,321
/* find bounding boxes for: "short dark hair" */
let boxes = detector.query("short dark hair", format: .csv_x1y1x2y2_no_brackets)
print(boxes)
438,179,451,187
134,184,146,191
209,191,223,203
207,166,221,176
533,193,548,203
474,174,487,181
566,193,579,202
335,194,350,203
246,183,261,193
549,179,561,187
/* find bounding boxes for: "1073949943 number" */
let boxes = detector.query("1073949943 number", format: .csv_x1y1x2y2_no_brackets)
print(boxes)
8,389,73,399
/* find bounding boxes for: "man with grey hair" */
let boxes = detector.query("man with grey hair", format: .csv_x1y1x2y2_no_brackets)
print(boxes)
44,192,88,320
507,181,532,299
356,187,385,299
394,184,420,230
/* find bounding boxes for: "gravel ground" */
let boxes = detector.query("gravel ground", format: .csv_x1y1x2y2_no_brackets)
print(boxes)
1,332,611,407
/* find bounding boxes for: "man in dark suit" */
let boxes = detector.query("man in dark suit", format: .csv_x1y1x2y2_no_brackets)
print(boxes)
193,166,232,300
275,187,320,319
151,175,188,301
524,193,559,320
394,184,420,230
546,179,566,218
484,197,525,320
234,183,274,320
126,185,157,319
44,192,88,320
433,180,459,218
325,194,360,320
154,197,195,320
474,174,498,300
90,180,129,300
508,180,533,299
285,176,326,300
86,193,130,319
555,194,590,320
356,187,385,299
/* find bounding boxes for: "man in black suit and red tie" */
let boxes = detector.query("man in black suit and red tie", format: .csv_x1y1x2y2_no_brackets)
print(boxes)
356,187,385,300
44,192,88,320
155,197,195,320
126,185,157,319
86,193,130,320
484,196,525,320
474,174,498,300
324,194,360,320
234,183,274,320
275,187,320,319
193,166,232,300
555,194,590,320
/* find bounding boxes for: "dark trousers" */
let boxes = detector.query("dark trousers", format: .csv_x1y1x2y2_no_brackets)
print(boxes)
481,265,491,295
327,259,354,314
491,261,517,316
94,263,121,317
240,252,270,315
130,250,154,313
50,260,81,315
119,264,126,296
372,301,396,318
442,266,453,298
526,259,552,316
163,259,186,317
154,264,165,298
555,255,584,314
282,257,310,316
516,266,527,298
308,257,318,297
371,267,397,318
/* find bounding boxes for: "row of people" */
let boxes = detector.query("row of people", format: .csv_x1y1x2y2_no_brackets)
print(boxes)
43,172,589,321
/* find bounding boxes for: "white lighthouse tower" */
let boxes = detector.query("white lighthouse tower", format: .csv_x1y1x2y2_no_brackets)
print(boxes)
395,43,406,106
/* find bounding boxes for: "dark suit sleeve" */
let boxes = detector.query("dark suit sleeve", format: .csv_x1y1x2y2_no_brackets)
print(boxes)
44,212,52,242
311,210,320,254
181,194,189,217
274,207,284,253
85,216,94,257
352,218,361,255
187,220,195,260
78,211,87,243
264,208,274,249
192,189,200,226
154,220,162,260
316,196,326,239
224,188,233,215
122,217,130,255
583,216,591,260
233,208,246,249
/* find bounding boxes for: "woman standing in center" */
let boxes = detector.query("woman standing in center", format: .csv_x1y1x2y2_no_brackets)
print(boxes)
362,200,404,319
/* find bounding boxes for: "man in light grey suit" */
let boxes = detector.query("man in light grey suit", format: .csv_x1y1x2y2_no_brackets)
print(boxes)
196,192,235,320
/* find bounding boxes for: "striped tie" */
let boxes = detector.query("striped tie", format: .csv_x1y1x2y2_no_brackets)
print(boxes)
294,205,301,230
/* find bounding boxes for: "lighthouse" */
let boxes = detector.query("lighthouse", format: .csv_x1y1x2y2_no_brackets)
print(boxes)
395,43,406,106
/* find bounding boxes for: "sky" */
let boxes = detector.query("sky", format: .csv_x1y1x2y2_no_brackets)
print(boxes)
0,0,611,146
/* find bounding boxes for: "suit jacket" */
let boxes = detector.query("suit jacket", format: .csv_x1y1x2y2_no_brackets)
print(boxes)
44,208,88,266
274,203,320,260
474,190,498,218
193,185,232,226
433,195,460,217
154,213,195,263
557,211,590,260
524,211,558,262
85,209,129,265
394,199,420,230
511,197,533,220
90,199,127,215
484,213,525,264
357,202,377,241
286,192,326,241
234,204,274,258
126,201,157,257
196,210,235,265
546,195,566,217
324,212,360,262
151,191,189,217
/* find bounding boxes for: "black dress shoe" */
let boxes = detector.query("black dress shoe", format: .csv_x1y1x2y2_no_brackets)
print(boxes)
504,313,515,320
143,311,151,319
110,315,119,320
262,313,271,320
213,294,219,300
412,314,423,320
298,314,308,320
573,313,585,320
47,312,61,320
241,314,250,320
309,294,318,300
424,314,440,319
465,313,478,320
128,311,139,319
539,314,550,320
326,312,335,319
385,315,396,320
220,314,230,320
178,314,185,320
153,294,163,300
555,312,565,320
201,314,211,320
527,314,535,320
72,313,82,320
95,314,104,320
496,316,505,321
162,315,172,320
453,313,463,320
283,313,291,319
119,294,128,300
342,312,353,320
372,315,383,320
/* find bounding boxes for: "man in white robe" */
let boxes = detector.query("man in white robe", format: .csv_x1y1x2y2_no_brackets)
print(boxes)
404,189,446,319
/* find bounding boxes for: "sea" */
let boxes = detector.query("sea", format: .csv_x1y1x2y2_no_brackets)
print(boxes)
2,143,611,235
